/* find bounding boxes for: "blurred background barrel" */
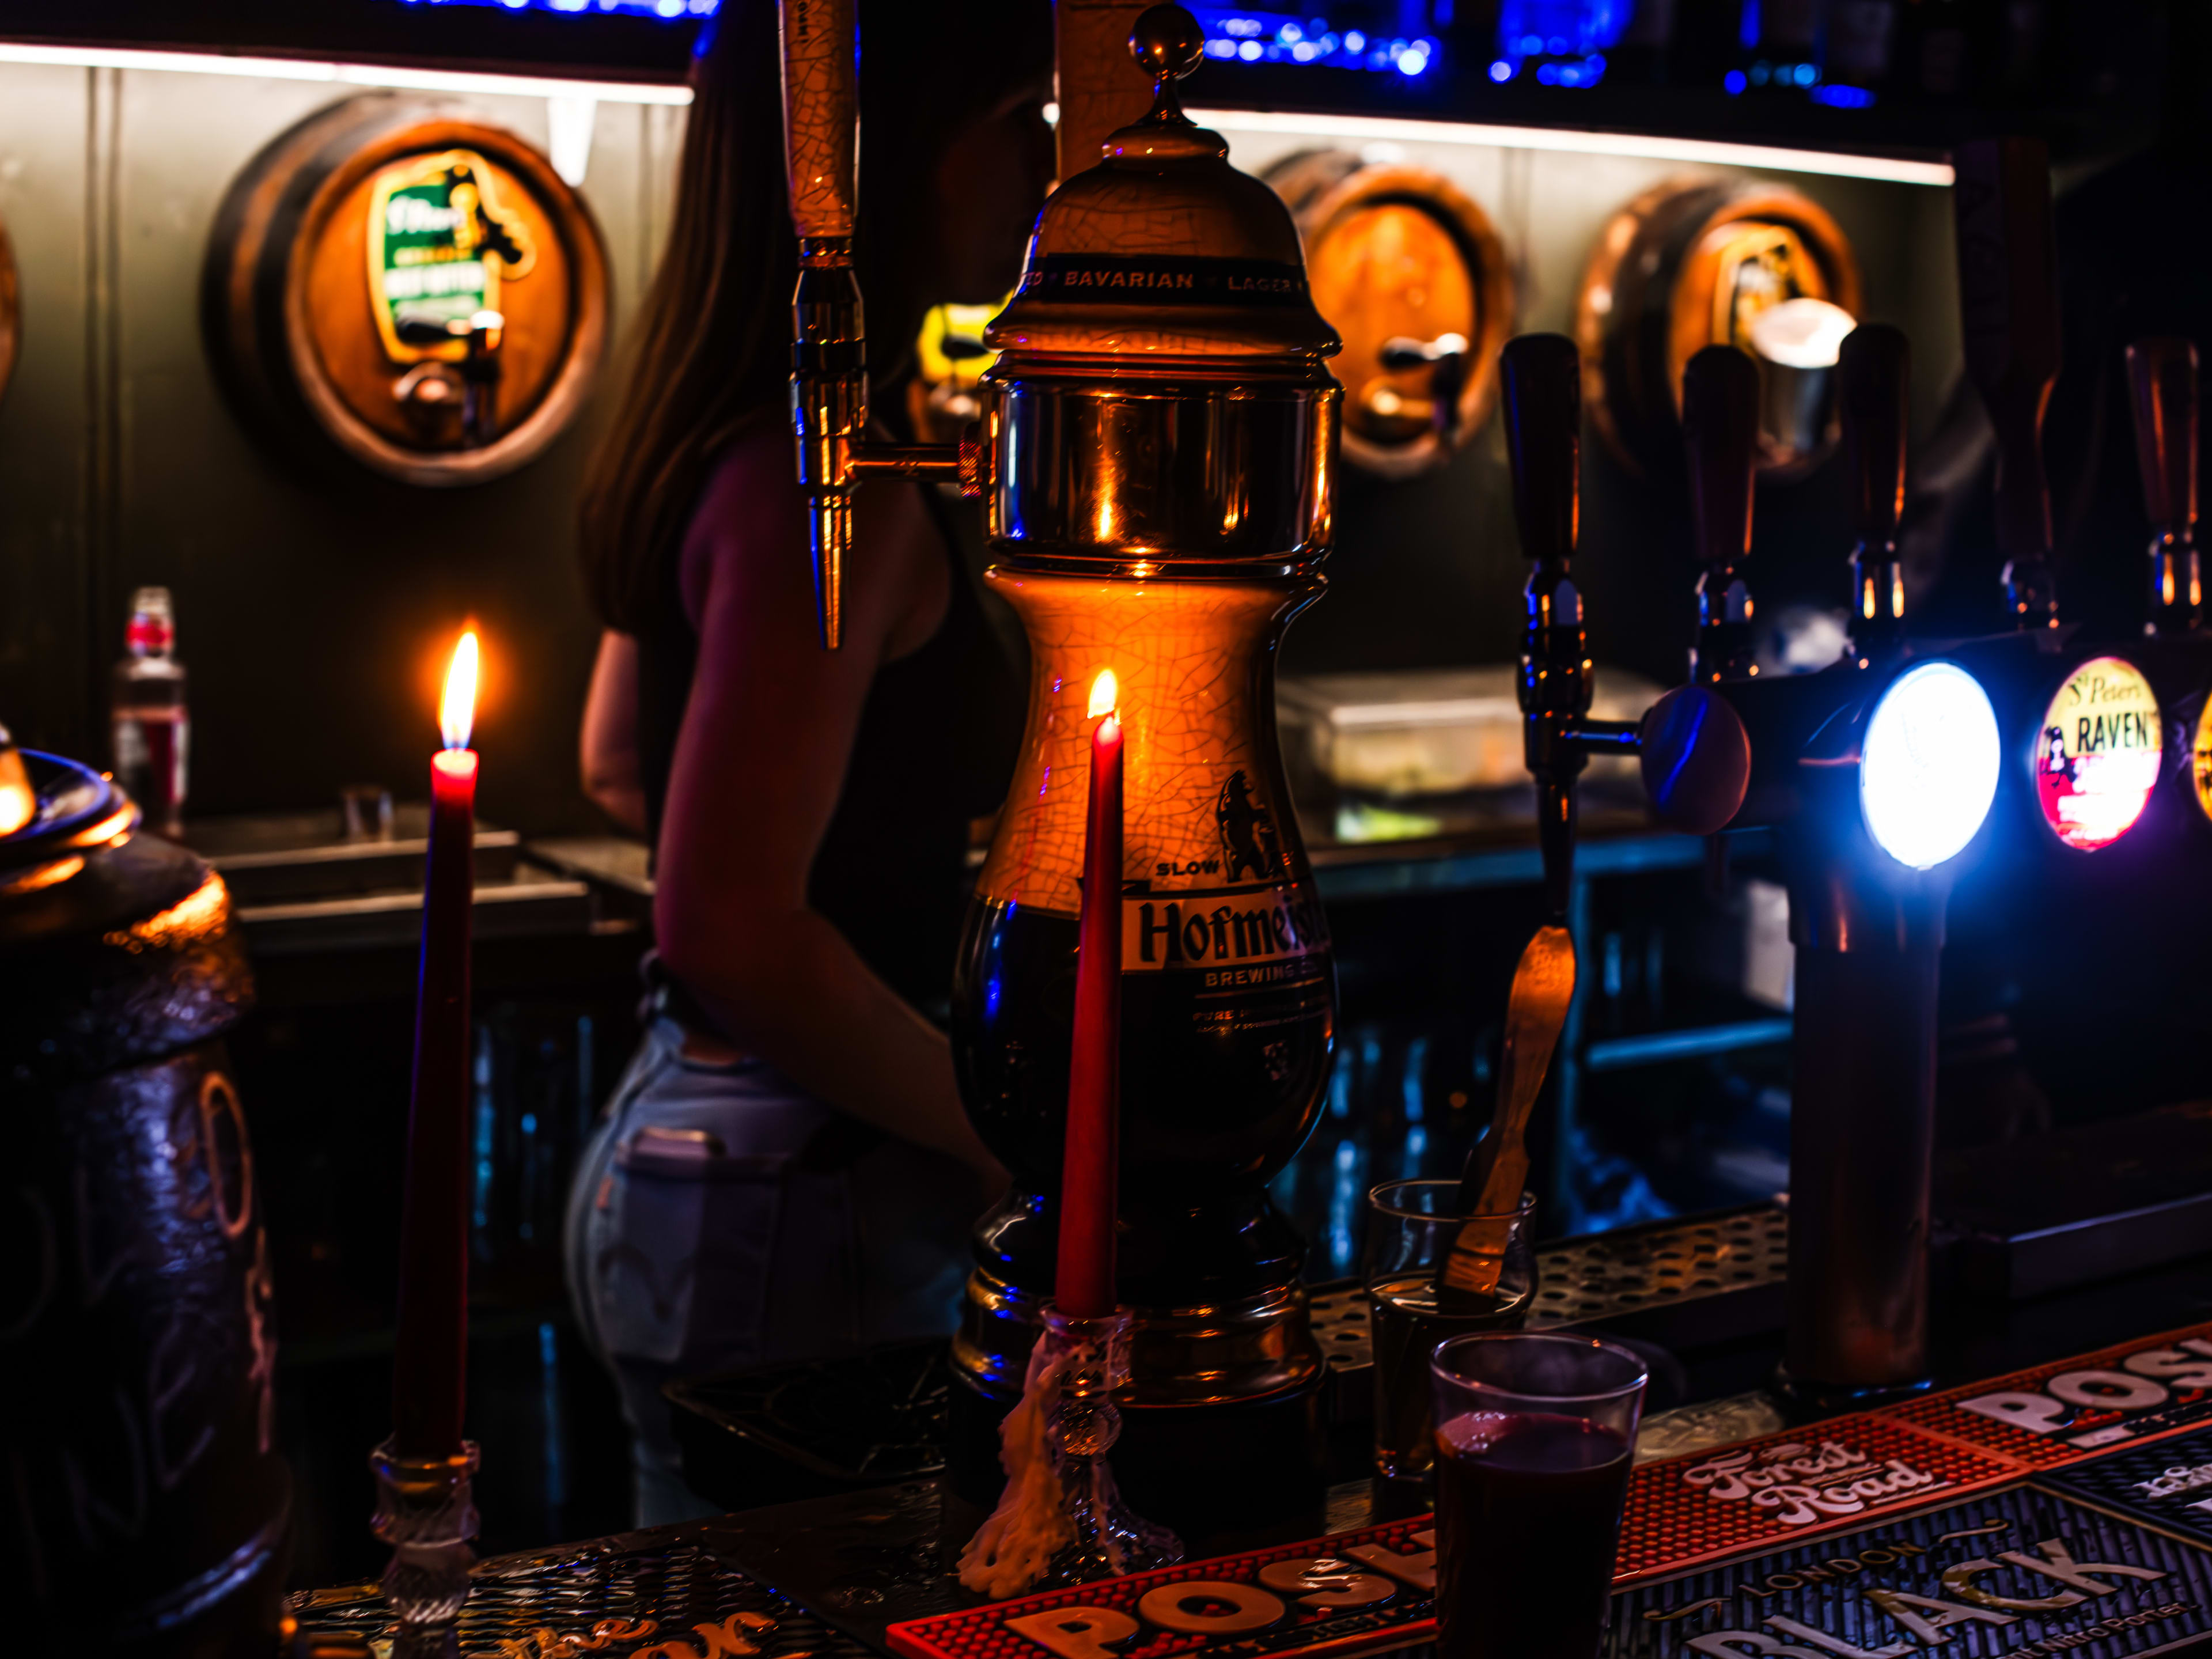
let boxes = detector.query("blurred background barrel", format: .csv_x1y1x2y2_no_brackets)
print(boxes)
2,752,286,1657
1575,176,1862,480
1266,150,1514,481
203,92,609,488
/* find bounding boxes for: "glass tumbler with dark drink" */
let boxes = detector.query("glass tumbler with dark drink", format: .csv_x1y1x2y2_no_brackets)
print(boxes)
1429,1333,1647,1659
1365,1179,1534,1483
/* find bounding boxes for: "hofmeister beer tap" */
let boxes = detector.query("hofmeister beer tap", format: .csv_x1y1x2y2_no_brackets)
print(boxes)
930,5,1346,1539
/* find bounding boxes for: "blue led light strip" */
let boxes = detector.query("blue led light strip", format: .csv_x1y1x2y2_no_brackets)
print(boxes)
1189,9,1442,77
387,0,718,19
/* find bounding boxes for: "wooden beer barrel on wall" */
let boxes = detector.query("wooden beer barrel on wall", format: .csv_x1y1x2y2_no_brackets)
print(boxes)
1266,150,1514,481
203,93,609,488
1575,177,1861,480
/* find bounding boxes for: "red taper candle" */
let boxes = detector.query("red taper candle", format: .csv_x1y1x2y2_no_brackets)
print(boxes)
393,630,479,1458
1056,670,1124,1320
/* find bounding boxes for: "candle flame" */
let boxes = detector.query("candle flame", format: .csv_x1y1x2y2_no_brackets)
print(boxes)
440,631,480,751
1087,670,1118,721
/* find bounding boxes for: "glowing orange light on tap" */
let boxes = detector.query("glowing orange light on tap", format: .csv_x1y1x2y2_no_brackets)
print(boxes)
440,630,480,752
1087,669,1119,722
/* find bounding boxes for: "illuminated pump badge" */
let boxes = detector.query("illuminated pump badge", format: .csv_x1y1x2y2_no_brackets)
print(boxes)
2195,701,2212,825
2036,656,2162,851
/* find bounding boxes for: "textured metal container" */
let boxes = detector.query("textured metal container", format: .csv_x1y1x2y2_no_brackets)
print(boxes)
2,751,286,1654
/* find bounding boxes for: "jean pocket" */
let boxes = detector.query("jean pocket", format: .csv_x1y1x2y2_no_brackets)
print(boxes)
585,1137,786,1368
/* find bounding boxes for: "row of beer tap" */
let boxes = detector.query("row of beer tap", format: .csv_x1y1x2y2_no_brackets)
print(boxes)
1505,134,2205,1409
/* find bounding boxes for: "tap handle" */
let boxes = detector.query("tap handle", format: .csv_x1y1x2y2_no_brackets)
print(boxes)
779,0,858,241
1682,345,1759,574
1502,334,1581,571
2128,336,2199,534
1639,687,1751,836
1839,324,1909,549
1954,136,2061,627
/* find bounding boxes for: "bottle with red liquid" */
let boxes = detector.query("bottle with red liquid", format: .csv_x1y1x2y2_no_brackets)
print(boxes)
112,585,188,835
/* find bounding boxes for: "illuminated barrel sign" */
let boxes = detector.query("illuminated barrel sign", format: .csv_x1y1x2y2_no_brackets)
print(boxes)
1574,178,1862,480
1264,151,1513,480
204,95,608,487
2035,656,2162,851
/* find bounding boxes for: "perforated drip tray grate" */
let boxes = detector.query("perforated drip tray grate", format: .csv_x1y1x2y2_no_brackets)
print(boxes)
1312,1203,1789,1421
1530,1203,1787,1325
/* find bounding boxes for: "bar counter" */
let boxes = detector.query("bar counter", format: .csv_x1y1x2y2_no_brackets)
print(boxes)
287,1247,2212,1659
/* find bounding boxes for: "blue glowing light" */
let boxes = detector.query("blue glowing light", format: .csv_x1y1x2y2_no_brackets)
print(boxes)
1725,67,1747,92
1861,662,2002,870
1190,12,1435,74
1812,81,1873,107
1492,1,1626,89
391,0,715,15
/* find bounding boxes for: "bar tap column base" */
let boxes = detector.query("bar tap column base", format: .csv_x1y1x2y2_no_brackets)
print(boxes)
370,1438,481,1659
1775,863,1948,1415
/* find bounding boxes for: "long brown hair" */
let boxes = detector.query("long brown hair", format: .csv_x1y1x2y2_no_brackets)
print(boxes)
580,0,1049,631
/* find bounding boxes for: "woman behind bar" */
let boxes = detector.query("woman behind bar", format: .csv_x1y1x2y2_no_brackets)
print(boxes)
566,0,1049,1523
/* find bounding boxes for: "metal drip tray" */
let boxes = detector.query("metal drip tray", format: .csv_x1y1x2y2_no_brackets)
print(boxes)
1311,1203,1790,1422
1529,1204,1788,1326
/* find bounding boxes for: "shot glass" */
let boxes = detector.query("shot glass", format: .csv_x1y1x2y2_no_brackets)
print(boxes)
1364,1179,1536,1484
1429,1333,1647,1659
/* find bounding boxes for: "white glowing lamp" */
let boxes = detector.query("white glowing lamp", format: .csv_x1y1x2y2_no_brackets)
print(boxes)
1859,661,2001,870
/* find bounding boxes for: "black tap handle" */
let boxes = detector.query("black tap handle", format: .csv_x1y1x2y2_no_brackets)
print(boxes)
1840,324,1909,548
1502,334,1581,570
2128,336,2199,534
1503,334,1588,925
1683,345,1758,576
1955,136,2061,628
1837,324,1911,654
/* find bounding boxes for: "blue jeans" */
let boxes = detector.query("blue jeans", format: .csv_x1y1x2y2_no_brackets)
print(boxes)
564,1016,978,1525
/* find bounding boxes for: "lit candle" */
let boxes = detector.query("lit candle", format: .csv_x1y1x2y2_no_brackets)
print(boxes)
1056,670,1123,1320
393,630,479,1459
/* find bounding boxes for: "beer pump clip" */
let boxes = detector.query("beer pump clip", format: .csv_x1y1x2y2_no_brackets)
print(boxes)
1444,337,1749,1267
